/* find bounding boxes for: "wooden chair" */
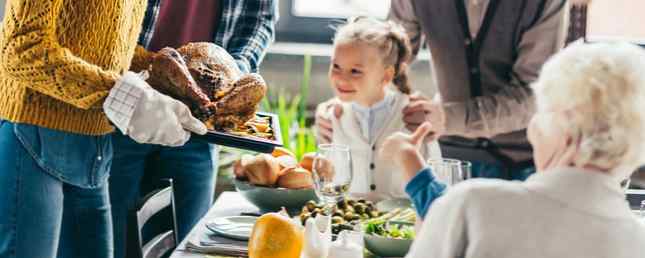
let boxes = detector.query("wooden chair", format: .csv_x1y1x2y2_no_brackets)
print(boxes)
126,179,179,258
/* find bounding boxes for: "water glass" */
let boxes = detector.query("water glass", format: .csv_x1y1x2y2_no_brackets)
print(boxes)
427,158,470,186
312,144,353,214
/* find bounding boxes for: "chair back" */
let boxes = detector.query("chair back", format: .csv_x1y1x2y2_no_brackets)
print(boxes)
126,179,178,258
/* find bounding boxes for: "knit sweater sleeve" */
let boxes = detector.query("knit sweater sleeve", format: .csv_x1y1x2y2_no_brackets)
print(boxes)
0,0,120,110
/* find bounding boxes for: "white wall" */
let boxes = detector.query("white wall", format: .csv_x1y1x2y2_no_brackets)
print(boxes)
588,0,645,39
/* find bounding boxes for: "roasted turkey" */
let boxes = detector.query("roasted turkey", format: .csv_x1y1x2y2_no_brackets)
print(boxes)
144,42,267,130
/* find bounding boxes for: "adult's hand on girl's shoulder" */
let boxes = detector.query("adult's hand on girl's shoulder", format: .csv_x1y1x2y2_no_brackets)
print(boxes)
402,92,446,140
314,98,343,144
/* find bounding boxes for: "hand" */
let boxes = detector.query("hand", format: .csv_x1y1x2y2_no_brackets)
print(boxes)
104,71,207,147
380,122,437,182
402,93,446,140
314,99,343,144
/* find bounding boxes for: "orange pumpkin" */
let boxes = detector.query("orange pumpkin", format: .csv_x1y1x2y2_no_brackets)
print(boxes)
248,211,304,258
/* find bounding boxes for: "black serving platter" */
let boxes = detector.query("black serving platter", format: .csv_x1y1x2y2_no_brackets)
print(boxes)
193,112,283,153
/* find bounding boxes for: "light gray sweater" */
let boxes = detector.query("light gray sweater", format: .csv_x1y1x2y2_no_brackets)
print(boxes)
406,167,645,258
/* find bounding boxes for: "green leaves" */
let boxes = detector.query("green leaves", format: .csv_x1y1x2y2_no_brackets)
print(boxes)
261,55,317,160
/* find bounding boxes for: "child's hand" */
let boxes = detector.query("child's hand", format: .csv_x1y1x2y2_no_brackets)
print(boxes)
315,99,343,143
380,122,436,181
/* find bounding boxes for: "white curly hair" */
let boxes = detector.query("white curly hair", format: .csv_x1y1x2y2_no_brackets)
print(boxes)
532,42,645,180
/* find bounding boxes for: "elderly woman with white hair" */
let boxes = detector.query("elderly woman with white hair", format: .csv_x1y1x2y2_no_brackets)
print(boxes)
381,42,645,258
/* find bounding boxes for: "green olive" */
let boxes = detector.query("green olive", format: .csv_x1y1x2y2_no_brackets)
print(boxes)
354,204,366,214
370,211,380,218
357,199,367,204
360,214,369,220
343,212,354,221
332,216,345,224
337,200,347,209
305,201,317,211
347,199,356,206
345,206,355,213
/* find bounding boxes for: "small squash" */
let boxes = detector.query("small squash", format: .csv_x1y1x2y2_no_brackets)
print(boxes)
248,210,304,258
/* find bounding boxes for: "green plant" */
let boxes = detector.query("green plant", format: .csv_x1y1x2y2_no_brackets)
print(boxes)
261,55,317,160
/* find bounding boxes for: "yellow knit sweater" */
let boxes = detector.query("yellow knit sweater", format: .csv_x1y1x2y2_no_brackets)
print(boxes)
0,0,148,135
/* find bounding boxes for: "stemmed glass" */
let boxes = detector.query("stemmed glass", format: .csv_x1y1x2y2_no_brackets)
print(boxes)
312,144,353,215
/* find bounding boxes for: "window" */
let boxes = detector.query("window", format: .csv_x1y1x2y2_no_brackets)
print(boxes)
275,0,391,43
292,0,390,19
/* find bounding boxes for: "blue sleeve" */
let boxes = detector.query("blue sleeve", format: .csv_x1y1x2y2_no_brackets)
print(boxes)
405,167,447,218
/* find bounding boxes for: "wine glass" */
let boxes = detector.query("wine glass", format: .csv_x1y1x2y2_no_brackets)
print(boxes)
312,144,353,215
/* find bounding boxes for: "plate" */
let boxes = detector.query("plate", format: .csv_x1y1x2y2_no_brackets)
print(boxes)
193,112,283,153
205,216,257,241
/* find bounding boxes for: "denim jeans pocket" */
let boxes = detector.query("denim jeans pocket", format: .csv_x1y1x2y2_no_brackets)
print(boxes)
13,123,113,188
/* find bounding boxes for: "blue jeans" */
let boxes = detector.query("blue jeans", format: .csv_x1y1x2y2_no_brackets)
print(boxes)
109,132,218,258
0,120,113,258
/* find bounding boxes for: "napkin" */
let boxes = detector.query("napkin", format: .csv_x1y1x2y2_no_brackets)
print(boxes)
185,233,248,257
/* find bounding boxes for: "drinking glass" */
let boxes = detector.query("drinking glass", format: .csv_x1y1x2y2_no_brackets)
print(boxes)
427,158,470,186
312,144,353,215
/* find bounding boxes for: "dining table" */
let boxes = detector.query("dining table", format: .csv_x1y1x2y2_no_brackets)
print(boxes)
169,191,388,258
170,191,258,258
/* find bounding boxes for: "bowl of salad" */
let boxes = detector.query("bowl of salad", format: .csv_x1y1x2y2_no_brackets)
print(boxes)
363,219,415,257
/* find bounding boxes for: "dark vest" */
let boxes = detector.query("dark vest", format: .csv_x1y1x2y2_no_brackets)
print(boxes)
411,0,548,170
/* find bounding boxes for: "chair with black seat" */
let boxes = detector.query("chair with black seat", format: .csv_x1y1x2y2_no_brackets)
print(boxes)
126,179,179,258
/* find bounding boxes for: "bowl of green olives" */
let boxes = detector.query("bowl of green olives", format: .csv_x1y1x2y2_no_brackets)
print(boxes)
298,198,383,235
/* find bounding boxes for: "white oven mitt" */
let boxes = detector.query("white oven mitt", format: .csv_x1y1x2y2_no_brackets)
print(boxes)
104,71,207,147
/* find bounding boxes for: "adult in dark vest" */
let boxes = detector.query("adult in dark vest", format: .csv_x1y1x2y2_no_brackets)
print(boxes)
390,0,568,181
